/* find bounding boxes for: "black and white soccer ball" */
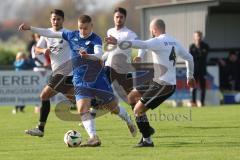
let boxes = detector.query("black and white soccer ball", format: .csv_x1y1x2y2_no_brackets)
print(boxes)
64,130,82,147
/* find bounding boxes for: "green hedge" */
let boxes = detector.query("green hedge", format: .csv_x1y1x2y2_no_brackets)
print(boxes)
0,48,16,65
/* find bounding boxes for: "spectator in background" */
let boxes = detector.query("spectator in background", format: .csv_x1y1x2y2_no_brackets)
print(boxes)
12,52,35,114
189,31,209,107
218,51,240,91
26,34,37,59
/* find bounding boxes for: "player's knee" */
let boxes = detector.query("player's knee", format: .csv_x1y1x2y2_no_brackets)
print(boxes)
40,92,50,101
127,93,136,104
133,107,140,116
77,106,84,113
128,91,140,105
77,104,89,114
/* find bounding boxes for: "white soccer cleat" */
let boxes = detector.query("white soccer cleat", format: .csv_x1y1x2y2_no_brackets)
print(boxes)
25,128,44,137
127,123,137,137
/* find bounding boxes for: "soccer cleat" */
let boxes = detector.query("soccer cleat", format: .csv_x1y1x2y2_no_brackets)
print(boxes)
25,128,44,137
136,127,155,147
80,135,101,147
191,102,197,107
127,123,137,137
149,127,155,136
136,141,154,147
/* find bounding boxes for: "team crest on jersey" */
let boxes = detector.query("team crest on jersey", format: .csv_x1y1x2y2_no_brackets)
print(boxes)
85,41,91,46
73,38,78,42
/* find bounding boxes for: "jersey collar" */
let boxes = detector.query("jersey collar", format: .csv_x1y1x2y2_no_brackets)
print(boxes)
79,32,93,39
115,26,127,32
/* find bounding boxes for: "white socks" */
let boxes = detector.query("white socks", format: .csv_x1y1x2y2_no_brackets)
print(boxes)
143,137,153,143
81,106,132,138
118,106,132,125
81,112,96,139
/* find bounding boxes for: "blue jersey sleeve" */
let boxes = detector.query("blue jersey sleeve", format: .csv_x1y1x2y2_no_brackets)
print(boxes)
62,30,71,41
94,34,102,46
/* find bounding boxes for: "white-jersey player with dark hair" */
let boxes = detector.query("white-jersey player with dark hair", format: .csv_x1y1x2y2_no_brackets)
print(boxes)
105,18,196,147
103,7,145,97
25,9,74,137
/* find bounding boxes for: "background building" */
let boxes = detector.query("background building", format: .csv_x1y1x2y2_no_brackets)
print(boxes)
136,0,240,61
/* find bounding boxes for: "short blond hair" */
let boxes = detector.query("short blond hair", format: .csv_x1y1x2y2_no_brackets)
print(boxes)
16,52,26,60
78,15,92,23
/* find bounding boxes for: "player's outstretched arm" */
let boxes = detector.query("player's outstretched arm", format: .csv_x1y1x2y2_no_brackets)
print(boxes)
105,36,157,51
177,43,195,88
18,23,62,38
18,23,31,30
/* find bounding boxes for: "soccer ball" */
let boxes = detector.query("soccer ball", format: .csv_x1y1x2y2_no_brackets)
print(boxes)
64,130,82,147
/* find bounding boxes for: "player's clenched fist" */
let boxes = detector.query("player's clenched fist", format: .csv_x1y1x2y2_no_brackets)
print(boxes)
104,35,118,45
18,23,31,31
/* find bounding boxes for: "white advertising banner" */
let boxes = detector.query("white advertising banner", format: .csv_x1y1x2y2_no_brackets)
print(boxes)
0,71,66,106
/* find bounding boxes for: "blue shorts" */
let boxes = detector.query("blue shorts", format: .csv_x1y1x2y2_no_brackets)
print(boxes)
73,72,114,104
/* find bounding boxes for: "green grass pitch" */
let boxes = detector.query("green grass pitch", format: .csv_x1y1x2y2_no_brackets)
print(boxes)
0,103,239,160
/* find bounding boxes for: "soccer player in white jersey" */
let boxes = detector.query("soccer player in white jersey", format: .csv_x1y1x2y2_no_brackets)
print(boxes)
25,9,74,137
105,18,196,147
103,7,145,95
19,14,136,147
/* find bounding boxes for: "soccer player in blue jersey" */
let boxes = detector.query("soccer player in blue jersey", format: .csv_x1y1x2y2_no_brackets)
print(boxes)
19,14,136,147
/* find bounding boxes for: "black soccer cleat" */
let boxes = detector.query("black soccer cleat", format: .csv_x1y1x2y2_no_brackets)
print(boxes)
149,127,155,136
136,127,155,147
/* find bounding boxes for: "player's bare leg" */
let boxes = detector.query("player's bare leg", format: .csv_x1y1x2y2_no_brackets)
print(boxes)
25,85,57,137
64,88,76,109
128,90,155,147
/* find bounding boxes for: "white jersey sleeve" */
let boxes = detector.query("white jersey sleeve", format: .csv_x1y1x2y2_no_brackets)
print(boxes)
175,42,194,79
130,38,161,50
31,27,62,38
128,31,147,59
93,45,103,59
127,31,137,40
